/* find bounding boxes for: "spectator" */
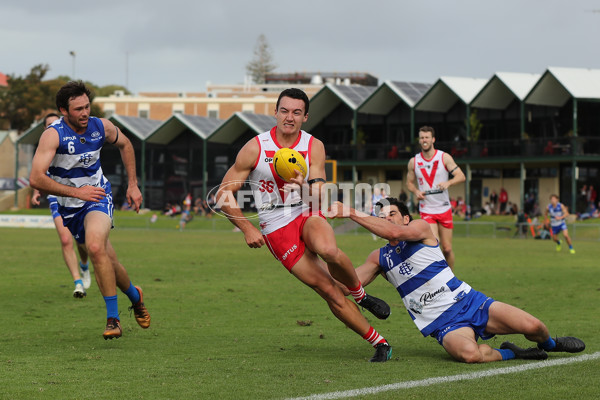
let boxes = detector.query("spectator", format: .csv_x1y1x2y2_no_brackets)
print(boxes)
499,188,508,214
399,190,408,204
483,202,493,216
450,197,458,211
579,184,588,213
587,185,597,207
489,190,498,215
194,196,207,216
454,197,465,217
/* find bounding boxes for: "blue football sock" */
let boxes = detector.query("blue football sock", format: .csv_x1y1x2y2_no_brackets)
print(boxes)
569,245,573,250
539,337,556,351
79,261,89,271
104,295,119,320
122,282,140,304
74,279,83,287
496,348,515,361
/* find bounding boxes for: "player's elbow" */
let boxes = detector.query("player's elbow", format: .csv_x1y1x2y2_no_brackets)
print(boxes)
29,173,43,191
215,189,236,212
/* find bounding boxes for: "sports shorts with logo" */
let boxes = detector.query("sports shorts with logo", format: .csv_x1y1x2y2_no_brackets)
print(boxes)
263,212,324,271
420,209,454,229
60,188,114,245
431,290,495,345
551,221,567,235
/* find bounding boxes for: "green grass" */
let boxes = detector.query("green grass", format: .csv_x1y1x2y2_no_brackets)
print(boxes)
1,221,599,399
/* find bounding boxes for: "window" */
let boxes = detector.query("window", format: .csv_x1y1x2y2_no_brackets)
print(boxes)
208,103,219,119
173,103,184,114
138,103,150,119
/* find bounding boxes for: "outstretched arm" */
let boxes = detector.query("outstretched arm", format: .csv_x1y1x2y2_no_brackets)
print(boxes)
328,201,436,244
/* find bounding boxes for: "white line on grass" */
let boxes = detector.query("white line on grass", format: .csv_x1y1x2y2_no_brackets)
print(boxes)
287,352,600,400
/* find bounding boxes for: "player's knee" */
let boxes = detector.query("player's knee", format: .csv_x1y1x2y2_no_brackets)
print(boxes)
59,233,73,249
317,245,341,263
85,241,105,259
525,317,548,336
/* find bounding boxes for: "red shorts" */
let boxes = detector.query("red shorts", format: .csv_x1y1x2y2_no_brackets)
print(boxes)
420,209,454,229
263,212,324,271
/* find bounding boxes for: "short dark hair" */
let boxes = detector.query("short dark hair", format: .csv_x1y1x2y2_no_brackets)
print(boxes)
419,125,435,138
375,197,413,221
276,88,309,115
43,113,60,128
56,80,92,111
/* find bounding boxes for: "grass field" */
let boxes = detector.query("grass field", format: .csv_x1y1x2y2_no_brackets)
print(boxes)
1,212,599,399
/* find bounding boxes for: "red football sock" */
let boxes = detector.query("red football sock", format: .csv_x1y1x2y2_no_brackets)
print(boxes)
348,283,366,302
362,326,387,348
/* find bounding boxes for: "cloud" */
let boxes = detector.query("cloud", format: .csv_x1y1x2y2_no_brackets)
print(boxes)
0,0,598,93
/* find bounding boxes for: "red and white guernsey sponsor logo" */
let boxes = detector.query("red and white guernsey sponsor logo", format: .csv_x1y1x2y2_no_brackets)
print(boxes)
419,160,439,188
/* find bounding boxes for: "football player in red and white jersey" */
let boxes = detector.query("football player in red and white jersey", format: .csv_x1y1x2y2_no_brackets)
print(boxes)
406,126,465,270
217,88,393,362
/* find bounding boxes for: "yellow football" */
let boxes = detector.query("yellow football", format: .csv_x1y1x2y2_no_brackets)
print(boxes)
273,148,307,182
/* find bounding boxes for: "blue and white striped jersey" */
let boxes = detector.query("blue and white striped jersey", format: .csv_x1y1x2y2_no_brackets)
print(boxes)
47,116,109,210
547,203,566,227
378,240,472,337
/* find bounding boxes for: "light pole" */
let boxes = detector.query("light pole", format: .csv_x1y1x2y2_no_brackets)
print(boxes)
69,51,76,79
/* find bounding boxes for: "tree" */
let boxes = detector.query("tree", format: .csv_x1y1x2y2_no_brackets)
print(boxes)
0,64,54,132
0,66,114,132
246,34,277,84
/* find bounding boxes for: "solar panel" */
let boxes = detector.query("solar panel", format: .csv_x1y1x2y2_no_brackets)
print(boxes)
179,115,223,135
112,115,162,139
391,81,432,103
333,85,376,108
241,113,277,132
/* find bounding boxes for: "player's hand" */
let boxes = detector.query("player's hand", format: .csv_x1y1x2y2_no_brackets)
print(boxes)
77,185,106,202
416,191,426,200
126,184,143,213
288,169,305,186
327,201,351,219
31,190,41,206
437,182,450,190
244,228,265,248
283,170,304,193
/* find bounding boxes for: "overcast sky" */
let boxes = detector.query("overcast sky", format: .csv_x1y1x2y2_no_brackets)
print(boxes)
1,0,599,94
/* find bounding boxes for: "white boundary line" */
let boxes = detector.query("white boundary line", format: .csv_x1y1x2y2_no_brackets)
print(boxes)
287,352,600,400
